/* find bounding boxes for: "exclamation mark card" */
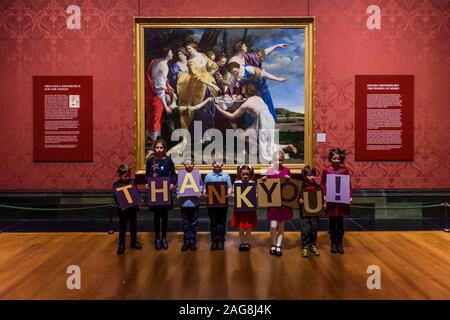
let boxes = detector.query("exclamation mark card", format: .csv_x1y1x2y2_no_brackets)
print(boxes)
325,174,350,204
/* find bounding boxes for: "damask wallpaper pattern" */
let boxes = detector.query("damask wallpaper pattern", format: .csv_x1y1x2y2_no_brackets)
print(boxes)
0,0,448,190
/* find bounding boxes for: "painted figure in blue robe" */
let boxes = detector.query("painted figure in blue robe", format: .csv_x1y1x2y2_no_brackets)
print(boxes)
227,61,287,127
228,41,288,126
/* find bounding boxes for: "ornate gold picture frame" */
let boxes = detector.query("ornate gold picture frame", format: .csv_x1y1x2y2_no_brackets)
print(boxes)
134,17,315,174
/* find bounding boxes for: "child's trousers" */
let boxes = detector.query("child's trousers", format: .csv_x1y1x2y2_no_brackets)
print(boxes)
152,208,169,239
208,207,228,243
329,216,345,244
181,206,199,243
118,207,139,244
300,216,319,247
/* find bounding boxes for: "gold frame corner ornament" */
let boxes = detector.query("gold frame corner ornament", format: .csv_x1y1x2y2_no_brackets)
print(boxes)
134,17,315,175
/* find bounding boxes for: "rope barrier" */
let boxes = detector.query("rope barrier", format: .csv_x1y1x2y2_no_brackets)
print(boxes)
0,203,447,211
350,203,445,210
0,204,113,211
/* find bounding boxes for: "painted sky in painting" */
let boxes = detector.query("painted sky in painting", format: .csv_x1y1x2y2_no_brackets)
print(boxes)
193,28,305,113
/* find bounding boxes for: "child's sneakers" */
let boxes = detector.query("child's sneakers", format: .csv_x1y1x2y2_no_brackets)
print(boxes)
301,247,309,257
309,245,320,256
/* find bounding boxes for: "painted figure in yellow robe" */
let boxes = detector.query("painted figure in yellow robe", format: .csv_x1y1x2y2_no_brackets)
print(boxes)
167,42,220,157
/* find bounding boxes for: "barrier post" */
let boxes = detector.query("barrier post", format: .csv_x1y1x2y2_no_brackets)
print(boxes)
444,202,449,233
108,205,115,234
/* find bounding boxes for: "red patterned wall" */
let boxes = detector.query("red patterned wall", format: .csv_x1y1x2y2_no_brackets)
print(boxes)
0,0,448,190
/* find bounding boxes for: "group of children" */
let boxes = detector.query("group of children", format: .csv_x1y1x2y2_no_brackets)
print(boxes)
113,138,351,257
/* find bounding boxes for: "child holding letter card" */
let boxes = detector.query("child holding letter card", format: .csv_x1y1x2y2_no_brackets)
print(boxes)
177,157,203,251
204,158,232,251
145,138,177,251
321,148,352,254
299,166,324,257
263,151,293,257
231,164,257,251
112,164,143,255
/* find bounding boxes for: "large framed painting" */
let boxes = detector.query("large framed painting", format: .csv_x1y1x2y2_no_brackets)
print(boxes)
134,17,314,174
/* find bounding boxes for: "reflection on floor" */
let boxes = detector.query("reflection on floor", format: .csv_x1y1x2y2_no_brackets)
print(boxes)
1,232,449,299
0,216,447,232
